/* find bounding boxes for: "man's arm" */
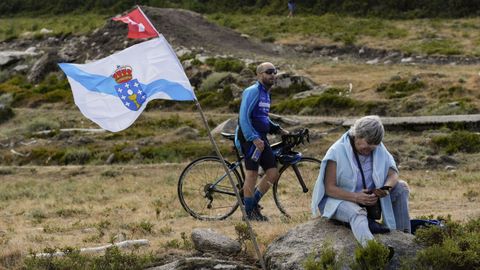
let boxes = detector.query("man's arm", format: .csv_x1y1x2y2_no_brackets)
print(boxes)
238,87,260,142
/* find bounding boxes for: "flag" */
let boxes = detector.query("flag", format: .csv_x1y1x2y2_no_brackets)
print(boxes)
59,36,196,132
112,7,158,39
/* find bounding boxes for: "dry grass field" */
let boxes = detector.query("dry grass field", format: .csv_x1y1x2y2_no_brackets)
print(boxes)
1,126,479,267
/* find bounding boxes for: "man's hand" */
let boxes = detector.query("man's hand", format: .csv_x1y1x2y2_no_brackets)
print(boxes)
253,138,265,151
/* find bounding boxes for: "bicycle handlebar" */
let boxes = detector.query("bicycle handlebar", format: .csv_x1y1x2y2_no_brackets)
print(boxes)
281,128,310,151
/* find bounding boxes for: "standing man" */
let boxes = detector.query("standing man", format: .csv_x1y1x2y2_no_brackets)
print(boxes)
288,0,296,17
235,62,288,221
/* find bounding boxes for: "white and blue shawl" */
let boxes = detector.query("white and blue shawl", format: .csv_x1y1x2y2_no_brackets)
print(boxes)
311,132,398,229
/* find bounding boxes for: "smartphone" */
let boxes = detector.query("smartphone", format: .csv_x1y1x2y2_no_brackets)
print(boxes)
380,186,392,190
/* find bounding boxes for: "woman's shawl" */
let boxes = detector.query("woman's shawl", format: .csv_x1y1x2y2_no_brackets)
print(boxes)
311,132,398,229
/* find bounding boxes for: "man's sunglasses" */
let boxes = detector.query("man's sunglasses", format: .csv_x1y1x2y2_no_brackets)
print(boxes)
263,69,277,75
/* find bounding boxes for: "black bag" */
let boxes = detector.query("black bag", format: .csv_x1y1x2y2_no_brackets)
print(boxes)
366,200,382,220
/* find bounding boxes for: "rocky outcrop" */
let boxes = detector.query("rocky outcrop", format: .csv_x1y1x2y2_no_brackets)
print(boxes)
191,228,241,256
264,218,421,270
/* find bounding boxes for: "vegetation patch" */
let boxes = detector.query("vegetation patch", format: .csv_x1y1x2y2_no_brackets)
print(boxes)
404,216,480,269
23,246,153,270
272,88,359,115
376,78,425,99
431,131,480,154
205,57,245,73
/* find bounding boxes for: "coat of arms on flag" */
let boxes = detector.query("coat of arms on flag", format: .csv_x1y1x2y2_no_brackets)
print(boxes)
113,65,146,111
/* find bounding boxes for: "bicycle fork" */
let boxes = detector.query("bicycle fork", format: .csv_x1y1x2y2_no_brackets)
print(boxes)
291,164,309,193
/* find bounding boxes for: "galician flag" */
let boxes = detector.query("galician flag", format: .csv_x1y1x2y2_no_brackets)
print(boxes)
59,36,196,132
112,7,158,39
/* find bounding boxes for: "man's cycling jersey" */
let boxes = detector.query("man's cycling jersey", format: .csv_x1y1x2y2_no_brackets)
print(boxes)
235,82,280,152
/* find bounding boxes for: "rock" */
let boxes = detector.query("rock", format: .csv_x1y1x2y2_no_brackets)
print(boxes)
366,58,379,65
145,257,256,270
27,51,59,83
174,126,199,139
191,228,241,255
264,218,421,270
106,153,115,164
13,64,29,72
292,86,328,99
39,28,53,34
274,72,316,90
401,57,413,63
211,118,237,135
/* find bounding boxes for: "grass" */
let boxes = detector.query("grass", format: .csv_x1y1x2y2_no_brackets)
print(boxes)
207,13,480,56
0,125,479,268
0,13,107,41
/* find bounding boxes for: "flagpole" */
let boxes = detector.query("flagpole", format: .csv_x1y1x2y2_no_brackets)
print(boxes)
136,5,161,37
194,99,267,270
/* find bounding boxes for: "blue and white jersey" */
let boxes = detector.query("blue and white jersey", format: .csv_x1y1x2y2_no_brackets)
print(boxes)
235,82,280,149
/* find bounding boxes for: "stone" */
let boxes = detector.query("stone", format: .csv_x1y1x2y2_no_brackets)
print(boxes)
264,218,421,270
211,118,238,135
145,257,256,270
27,51,59,83
191,228,241,255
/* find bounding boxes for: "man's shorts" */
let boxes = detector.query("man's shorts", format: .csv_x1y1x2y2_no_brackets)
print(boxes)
241,139,277,171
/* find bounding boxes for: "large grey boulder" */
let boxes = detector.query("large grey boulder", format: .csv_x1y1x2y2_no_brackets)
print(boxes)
264,218,421,270
191,228,242,256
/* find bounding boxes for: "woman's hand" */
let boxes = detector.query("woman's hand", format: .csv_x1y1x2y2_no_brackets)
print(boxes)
354,190,378,206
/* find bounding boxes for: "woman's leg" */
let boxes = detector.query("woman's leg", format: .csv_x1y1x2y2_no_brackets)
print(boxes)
333,201,373,247
390,180,411,233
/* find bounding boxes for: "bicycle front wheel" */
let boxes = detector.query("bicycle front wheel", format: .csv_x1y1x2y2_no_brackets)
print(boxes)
273,157,321,220
178,156,241,220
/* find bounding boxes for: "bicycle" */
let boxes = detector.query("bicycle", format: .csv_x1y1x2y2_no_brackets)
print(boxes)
177,128,321,220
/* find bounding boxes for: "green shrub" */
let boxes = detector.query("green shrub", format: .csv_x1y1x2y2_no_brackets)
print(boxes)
272,89,358,115
431,131,480,154
351,240,390,270
205,57,244,73
26,117,60,133
200,72,235,91
61,148,91,165
403,217,480,270
303,242,341,270
0,104,14,124
376,79,425,99
23,246,153,270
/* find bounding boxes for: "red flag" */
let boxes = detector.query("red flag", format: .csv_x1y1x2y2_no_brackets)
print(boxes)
113,7,159,39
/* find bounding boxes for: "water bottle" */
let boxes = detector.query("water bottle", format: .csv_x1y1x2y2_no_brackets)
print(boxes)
251,146,261,162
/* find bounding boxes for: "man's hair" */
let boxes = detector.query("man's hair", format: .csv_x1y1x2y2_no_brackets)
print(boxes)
348,115,384,145
256,62,275,75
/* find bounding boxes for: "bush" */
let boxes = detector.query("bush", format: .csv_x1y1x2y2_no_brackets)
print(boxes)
205,57,244,73
351,240,390,270
376,78,425,99
61,148,92,165
23,246,153,270
431,131,480,154
303,242,341,270
0,104,14,124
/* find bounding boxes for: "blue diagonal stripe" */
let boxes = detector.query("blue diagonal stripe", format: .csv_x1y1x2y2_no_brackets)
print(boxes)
59,63,195,101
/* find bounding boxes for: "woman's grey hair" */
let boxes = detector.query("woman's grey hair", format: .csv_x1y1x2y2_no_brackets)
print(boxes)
348,115,384,145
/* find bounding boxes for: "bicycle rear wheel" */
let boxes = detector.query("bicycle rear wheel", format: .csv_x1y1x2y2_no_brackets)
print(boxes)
273,157,321,220
178,156,241,220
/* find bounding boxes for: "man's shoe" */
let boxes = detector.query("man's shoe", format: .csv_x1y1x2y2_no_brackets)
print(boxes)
245,206,269,222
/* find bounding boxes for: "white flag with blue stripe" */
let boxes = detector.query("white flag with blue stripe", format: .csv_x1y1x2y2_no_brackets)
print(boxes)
59,36,195,132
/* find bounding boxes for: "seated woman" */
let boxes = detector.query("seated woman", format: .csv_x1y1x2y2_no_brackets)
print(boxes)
311,115,411,247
